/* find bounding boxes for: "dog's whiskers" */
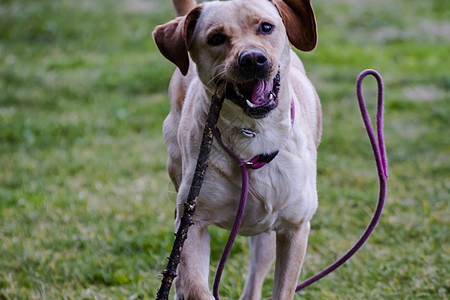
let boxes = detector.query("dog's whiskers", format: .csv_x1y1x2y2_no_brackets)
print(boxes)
201,68,227,94
208,66,226,85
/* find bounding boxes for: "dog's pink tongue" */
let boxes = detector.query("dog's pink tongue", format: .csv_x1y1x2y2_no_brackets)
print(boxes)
251,79,273,106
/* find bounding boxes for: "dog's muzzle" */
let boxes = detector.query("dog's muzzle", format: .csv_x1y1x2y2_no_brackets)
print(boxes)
225,49,280,119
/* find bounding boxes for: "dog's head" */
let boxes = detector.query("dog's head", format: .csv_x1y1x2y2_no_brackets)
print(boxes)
153,0,317,118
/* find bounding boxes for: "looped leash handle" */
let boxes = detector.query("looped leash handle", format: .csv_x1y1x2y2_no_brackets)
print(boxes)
357,69,388,180
266,69,389,299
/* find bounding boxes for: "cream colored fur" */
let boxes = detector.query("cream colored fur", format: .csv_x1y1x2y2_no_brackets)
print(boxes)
154,0,321,299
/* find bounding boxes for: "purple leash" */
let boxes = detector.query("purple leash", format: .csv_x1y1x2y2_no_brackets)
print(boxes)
212,69,388,299
211,136,250,300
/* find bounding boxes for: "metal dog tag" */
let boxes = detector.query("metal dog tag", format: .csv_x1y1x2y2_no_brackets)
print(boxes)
240,128,256,138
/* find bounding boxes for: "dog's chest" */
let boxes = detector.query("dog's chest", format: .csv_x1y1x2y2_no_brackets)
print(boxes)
185,96,318,234
198,144,316,235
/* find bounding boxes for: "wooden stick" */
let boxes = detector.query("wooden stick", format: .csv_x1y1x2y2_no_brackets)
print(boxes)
156,87,225,300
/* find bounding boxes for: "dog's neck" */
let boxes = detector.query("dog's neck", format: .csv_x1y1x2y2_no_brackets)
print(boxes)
210,78,293,161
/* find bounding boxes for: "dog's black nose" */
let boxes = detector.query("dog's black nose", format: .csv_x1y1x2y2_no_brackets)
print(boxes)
238,48,269,79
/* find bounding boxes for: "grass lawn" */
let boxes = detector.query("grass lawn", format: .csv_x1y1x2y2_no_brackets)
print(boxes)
0,0,448,299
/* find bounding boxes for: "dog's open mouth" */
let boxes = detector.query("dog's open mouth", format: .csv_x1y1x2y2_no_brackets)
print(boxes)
225,72,280,118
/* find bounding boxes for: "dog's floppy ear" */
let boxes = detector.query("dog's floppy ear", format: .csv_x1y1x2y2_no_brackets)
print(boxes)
152,6,202,75
271,0,317,51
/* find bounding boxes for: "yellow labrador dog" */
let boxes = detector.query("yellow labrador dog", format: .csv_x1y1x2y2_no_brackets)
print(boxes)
153,0,321,299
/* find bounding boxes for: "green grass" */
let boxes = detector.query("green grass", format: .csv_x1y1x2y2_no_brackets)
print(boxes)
0,0,448,299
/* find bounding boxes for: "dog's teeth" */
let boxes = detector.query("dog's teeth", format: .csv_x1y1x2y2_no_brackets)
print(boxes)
269,93,274,100
246,99,256,108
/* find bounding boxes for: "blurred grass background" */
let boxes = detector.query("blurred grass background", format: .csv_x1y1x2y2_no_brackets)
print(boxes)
0,0,448,299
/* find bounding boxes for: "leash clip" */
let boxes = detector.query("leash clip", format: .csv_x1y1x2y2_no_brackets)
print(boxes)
238,161,254,167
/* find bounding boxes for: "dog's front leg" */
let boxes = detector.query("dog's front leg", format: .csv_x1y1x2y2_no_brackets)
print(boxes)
175,219,213,300
273,222,310,300
241,232,276,300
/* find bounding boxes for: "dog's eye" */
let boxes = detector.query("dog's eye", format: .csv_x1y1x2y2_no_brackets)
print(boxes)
207,33,227,46
260,22,274,34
